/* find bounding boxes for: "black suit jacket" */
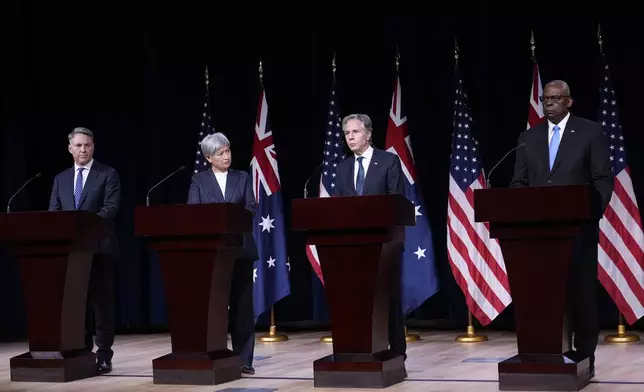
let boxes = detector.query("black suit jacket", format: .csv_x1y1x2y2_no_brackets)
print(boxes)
187,168,258,260
48,160,121,257
510,114,613,217
335,147,405,196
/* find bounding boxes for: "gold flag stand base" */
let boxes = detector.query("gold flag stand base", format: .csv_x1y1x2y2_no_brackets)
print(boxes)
257,307,288,343
604,313,640,343
405,326,421,342
320,334,333,343
455,312,487,343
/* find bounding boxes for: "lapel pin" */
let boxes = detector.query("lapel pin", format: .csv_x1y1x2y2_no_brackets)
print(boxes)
570,129,575,133
374,162,378,165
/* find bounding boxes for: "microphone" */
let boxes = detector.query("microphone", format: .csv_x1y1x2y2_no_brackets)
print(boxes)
485,142,526,188
303,162,325,198
6,173,42,213
146,166,185,206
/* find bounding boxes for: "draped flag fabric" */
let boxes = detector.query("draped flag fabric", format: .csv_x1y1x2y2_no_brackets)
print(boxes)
596,54,644,325
527,61,545,129
304,69,344,286
446,67,511,326
384,74,439,315
250,89,291,320
193,66,216,174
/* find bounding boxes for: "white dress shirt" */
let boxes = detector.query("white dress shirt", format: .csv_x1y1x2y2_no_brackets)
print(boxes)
548,112,570,144
73,159,94,192
214,171,227,197
353,145,374,189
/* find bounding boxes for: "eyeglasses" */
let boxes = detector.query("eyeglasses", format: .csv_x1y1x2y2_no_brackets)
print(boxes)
540,95,569,102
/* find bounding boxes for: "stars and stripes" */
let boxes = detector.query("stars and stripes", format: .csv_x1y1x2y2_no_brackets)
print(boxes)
596,54,644,325
251,87,291,320
384,73,439,315
193,66,215,174
305,63,344,285
446,68,511,326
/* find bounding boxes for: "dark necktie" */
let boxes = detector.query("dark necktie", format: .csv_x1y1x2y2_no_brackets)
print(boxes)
356,156,365,195
74,167,84,209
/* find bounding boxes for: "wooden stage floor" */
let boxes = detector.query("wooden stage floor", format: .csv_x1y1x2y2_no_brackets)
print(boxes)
1,330,644,391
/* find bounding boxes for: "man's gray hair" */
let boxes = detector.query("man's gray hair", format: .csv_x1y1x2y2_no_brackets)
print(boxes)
341,113,374,145
200,132,230,157
68,127,94,143
341,114,373,134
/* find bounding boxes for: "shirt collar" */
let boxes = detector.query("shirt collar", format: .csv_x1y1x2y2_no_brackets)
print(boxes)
548,112,570,132
355,145,374,160
74,158,94,172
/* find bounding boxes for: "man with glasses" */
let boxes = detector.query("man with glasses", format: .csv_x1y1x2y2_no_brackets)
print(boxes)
509,80,613,379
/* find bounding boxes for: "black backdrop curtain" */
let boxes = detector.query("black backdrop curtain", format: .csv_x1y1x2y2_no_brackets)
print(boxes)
2,2,644,340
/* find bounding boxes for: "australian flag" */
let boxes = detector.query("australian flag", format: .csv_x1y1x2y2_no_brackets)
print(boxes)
384,74,439,315
250,88,291,321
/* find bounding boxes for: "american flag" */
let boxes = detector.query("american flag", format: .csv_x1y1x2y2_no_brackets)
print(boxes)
596,54,644,325
305,60,344,285
251,86,291,320
193,66,216,174
446,68,511,326
384,72,439,315
527,61,544,129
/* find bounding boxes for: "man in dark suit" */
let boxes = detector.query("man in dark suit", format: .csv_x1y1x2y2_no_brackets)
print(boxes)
510,80,613,377
334,113,407,362
187,132,257,375
48,127,121,375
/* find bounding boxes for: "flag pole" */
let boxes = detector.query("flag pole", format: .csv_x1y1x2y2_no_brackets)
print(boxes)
455,311,487,343
391,44,422,344
452,39,486,344
253,59,287,344
604,312,639,343
258,306,288,342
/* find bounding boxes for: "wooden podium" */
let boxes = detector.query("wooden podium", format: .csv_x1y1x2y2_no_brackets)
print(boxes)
292,194,415,388
474,184,599,391
134,203,253,385
0,211,106,382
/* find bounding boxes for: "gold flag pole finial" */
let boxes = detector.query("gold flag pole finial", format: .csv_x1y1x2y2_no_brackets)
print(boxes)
455,311,488,343
530,30,536,60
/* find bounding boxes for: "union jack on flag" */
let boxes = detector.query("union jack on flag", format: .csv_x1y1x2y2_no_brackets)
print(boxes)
384,72,439,315
251,88,291,320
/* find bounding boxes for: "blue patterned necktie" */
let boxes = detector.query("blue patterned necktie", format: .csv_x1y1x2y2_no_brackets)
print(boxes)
356,156,365,195
74,167,84,209
549,125,561,171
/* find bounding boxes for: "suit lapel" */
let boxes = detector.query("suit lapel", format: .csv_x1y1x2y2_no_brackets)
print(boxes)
207,171,225,202
78,168,99,208
550,117,576,175
224,171,239,202
362,151,380,195
64,168,75,209
346,156,358,196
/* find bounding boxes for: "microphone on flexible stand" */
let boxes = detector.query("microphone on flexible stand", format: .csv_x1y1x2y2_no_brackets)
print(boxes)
6,173,42,213
303,162,325,199
145,166,185,206
485,142,526,188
